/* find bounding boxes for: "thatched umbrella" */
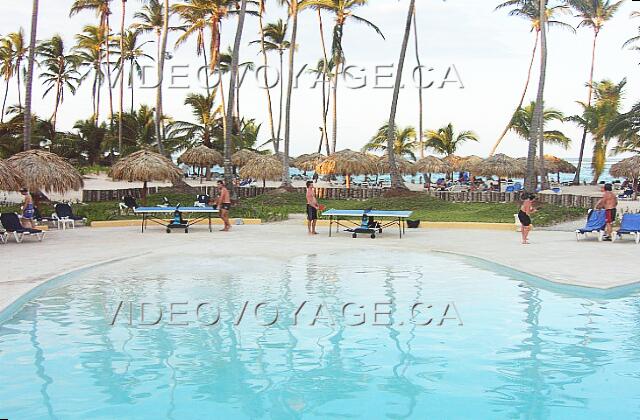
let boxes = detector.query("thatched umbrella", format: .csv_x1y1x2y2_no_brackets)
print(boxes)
442,155,465,172
294,153,326,172
6,149,83,194
611,155,640,199
544,155,576,183
316,149,377,188
178,145,223,183
273,151,295,167
414,156,451,190
475,153,525,191
109,149,182,201
231,149,258,167
239,155,282,187
375,155,416,175
0,159,22,192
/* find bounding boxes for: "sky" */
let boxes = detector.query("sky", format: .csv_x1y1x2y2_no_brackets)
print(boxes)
1,0,639,159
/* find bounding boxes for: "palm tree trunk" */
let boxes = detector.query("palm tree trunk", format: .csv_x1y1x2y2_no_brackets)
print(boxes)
282,3,298,188
413,8,424,159
276,51,284,152
156,1,168,156
331,60,339,154
224,0,248,194
1,80,9,123
16,58,23,109
51,78,62,134
105,14,115,125
129,58,134,113
201,35,211,96
573,32,599,185
490,30,539,156
318,9,330,154
386,0,415,189
219,70,227,134
526,0,547,192
118,0,126,153
258,3,277,153
23,0,39,151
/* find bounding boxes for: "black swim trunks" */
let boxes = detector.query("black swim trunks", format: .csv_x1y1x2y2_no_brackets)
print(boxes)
307,204,318,221
221,203,231,211
518,210,532,227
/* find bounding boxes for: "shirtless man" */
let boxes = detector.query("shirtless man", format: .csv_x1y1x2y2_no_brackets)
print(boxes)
517,193,537,244
596,183,618,241
306,181,319,235
216,180,232,231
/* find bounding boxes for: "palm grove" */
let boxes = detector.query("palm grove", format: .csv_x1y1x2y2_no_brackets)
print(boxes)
1,0,640,192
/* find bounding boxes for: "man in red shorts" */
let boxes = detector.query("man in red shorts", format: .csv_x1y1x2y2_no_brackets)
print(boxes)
596,183,618,241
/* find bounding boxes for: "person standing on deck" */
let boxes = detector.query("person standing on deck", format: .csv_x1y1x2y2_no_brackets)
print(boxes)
518,193,537,245
306,181,319,235
216,180,232,232
596,183,618,241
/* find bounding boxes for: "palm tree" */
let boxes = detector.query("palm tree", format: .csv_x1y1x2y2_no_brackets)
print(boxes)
23,1,39,151
524,0,547,192
157,0,170,154
305,0,384,154
250,19,290,152
118,0,127,153
364,123,417,160
112,30,153,113
569,79,625,183
565,0,623,184
424,123,479,156
623,11,640,50
606,101,640,154
280,0,310,187
0,41,15,122
385,0,415,189
172,91,221,149
307,58,333,154
3,30,28,110
74,25,109,125
223,0,249,190
491,0,573,156
509,102,571,149
413,6,424,159
37,35,82,134
70,0,115,124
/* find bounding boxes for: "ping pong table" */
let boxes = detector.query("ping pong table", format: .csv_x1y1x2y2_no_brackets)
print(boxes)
134,206,219,233
322,209,413,239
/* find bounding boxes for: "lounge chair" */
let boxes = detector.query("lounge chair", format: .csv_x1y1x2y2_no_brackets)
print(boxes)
575,209,607,241
53,203,86,230
0,213,45,243
119,195,138,214
618,189,635,200
194,194,211,207
614,213,640,244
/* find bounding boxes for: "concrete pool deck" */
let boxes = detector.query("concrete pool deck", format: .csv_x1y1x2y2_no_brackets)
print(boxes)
1,220,639,314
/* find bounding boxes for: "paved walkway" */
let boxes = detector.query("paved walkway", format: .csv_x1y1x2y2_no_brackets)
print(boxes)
1,220,639,314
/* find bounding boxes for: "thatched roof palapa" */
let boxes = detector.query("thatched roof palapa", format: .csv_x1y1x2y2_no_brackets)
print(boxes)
414,155,451,174
315,149,377,176
109,149,182,184
239,155,282,187
375,155,416,175
459,155,483,173
178,145,223,167
6,149,83,193
231,149,259,167
610,155,640,179
294,153,326,171
475,154,525,178
442,155,464,172
0,159,22,192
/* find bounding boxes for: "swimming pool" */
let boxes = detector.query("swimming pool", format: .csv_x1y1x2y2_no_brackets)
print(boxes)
1,251,639,419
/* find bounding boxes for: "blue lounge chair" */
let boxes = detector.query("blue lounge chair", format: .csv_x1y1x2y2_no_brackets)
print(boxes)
618,189,635,200
0,213,45,243
575,209,607,241
614,213,640,244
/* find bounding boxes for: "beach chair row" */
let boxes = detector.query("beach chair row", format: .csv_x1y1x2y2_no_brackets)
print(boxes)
576,210,640,243
0,213,46,244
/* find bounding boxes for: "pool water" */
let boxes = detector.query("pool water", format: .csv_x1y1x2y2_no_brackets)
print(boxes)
1,251,639,419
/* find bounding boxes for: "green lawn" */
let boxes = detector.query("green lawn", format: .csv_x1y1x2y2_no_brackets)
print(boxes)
1,191,586,227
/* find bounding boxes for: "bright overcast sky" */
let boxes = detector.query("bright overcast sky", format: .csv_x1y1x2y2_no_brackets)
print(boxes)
1,0,639,158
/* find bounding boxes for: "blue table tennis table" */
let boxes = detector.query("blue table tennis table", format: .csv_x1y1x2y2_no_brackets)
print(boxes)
322,209,413,239
134,206,219,233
